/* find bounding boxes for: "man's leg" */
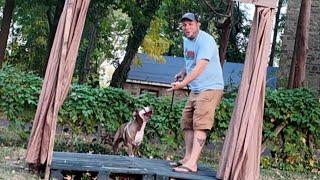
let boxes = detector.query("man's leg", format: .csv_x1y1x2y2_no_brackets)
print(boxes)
179,94,195,164
174,130,206,172
180,129,194,163
174,90,223,172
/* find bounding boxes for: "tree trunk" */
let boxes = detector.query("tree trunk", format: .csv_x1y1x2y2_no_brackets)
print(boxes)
0,0,15,68
110,27,146,88
78,22,97,84
269,0,284,67
218,0,234,67
287,0,312,89
307,132,314,151
261,121,287,154
110,0,161,88
44,0,65,76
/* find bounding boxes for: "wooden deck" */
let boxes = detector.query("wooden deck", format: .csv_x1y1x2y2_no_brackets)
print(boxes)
50,152,217,180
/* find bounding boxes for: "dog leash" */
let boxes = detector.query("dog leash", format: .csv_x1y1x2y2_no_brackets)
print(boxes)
167,83,190,120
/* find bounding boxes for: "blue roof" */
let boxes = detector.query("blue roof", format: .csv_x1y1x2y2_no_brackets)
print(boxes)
127,53,277,89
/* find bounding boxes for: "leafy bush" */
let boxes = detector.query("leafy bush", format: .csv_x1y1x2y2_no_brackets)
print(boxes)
262,88,320,172
209,91,236,140
1,66,320,172
59,85,136,134
135,94,185,157
0,65,42,124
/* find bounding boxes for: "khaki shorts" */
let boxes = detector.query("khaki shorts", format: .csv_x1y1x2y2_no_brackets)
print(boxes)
181,90,223,130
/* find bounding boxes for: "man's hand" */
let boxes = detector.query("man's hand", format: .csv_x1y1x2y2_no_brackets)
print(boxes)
167,81,185,92
167,70,187,91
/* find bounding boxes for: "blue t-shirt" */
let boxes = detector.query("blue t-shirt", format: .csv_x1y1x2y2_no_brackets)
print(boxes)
183,30,224,92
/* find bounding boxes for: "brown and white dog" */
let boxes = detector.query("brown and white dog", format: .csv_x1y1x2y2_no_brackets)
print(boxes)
113,107,153,157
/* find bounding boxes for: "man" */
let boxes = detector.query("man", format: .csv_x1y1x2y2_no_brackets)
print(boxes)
167,12,224,173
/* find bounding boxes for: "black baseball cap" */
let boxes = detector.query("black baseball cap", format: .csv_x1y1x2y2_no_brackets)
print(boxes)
181,12,199,22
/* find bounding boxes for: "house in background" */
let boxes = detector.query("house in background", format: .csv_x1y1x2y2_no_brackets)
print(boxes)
124,53,277,98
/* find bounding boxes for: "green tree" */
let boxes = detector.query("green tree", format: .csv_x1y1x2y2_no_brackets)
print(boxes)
76,0,114,85
269,0,287,67
141,17,173,63
155,0,248,62
110,0,162,88
44,0,65,75
6,0,62,76
202,0,234,66
225,3,249,63
11,0,49,75
75,1,130,86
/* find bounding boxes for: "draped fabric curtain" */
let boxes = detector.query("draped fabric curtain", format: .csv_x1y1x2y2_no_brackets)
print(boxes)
217,1,277,179
25,0,90,168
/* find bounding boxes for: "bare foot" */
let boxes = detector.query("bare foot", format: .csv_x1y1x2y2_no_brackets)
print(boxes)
179,157,189,164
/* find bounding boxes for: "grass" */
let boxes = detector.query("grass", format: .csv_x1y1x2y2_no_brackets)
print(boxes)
261,169,320,180
0,146,39,180
200,146,320,180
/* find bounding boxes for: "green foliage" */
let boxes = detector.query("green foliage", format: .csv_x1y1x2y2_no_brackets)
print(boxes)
210,88,320,172
75,2,121,83
9,0,51,75
209,94,235,140
0,65,42,123
59,85,136,134
141,17,173,63
263,88,320,172
154,0,249,60
95,9,131,63
224,4,250,62
137,94,185,148
1,67,320,173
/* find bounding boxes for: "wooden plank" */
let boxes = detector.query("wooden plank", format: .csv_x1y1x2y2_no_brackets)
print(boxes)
155,174,169,180
50,169,64,179
97,171,109,180
142,174,155,180
51,152,217,180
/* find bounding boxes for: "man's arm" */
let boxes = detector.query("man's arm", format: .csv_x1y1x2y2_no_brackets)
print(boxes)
167,59,208,91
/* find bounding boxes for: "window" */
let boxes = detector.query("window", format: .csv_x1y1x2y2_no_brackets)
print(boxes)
140,89,159,96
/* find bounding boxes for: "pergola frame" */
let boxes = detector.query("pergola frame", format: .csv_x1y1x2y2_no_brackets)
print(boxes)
24,0,278,179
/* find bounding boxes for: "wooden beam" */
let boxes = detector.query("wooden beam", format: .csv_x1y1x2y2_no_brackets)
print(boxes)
234,0,278,8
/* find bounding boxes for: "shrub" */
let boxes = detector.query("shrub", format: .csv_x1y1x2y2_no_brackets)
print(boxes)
262,88,320,172
0,65,42,125
1,66,320,172
59,85,136,134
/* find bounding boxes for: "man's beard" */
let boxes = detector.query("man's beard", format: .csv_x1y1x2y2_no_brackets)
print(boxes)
184,29,199,40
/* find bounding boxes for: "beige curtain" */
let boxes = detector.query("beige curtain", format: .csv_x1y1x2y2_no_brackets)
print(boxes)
217,1,277,179
25,0,90,166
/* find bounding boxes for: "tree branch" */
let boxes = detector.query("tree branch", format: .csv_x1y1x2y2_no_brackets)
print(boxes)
202,0,231,18
261,121,288,154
